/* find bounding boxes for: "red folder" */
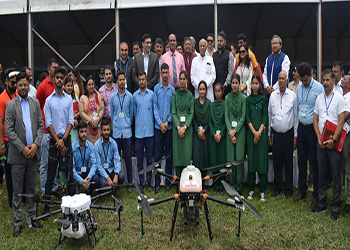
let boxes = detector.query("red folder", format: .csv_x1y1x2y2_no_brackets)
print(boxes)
320,120,346,152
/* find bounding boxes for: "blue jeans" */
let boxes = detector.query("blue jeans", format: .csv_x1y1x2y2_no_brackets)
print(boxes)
154,129,172,186
136,136,154,185
39,133,58,194
99,171,125,187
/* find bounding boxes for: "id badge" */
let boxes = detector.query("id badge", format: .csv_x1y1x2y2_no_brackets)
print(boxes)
103,163,109,169
199,126,203,130
216,130,221,135
232,121,237,128
93,112,98,120
180,116,186,122
81,166,87,173
119,112,124,118
276,114,283,122
301,108,307,118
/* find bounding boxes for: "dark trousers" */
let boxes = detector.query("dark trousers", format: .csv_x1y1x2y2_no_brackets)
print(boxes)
136,136,154,185
45,136,73,196
4,142,13,207
317,144,342,213
297,124,318,199
99,171,125,187
272,128,294,193
77,172,100,195
115,137,133,183
154,129,173,186
12,157,38,226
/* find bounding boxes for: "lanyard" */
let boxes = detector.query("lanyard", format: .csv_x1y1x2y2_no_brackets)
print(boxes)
79,146,86,167
6,89,16,100
118,93,126,112
88,94,97,112
324,92,335,115
102,142,109,162
120,59,129,74
302,79,314,103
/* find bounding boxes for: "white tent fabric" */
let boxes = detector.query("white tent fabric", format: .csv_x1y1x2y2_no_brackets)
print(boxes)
0,0,26,15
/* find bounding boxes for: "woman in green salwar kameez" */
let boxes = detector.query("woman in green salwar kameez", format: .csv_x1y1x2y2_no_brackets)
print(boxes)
246,75,268,201
209,83,226,192
172,71,194,176
193,81,211,172
225,74,246,195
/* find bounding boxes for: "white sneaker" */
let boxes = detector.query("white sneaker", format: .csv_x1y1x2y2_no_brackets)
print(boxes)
247,191,254,200
260,192,266,201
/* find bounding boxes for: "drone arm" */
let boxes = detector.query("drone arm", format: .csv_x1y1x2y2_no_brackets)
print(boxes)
149,194,178,206
157,171,180,182
33,208,62,221
206,195,243,211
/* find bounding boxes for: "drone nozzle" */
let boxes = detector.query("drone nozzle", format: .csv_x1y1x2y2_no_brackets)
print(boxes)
173,175,177,181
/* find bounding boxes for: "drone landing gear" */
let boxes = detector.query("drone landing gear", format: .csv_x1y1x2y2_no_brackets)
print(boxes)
236,210,241,240
203,200,213,241
169,199,180,241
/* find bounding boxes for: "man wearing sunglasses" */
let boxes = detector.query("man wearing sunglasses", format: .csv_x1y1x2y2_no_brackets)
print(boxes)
0,68,18,207
205,33,216,57
43,66,74,215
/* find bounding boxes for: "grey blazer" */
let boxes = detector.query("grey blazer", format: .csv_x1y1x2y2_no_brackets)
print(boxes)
5,96,44,165
132,51,159,91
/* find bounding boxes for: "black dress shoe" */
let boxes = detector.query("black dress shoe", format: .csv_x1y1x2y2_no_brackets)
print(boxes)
41,205,50,220
31,220,43,228
271,189,282,197
155,186,160,194
13,225,21,237
165,184,171,192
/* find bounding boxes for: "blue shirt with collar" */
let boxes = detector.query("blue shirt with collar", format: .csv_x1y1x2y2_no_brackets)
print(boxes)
296,78,324,125
133,88,154,138
72,139,101,183
44,89,74,137
94,136,121,179
19,95,33,146
153,82,175,130
110,89,133,139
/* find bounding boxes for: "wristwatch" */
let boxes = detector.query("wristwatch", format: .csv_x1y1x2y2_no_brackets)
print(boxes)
184,125,188,130
63,137,67,143
332,138,337,144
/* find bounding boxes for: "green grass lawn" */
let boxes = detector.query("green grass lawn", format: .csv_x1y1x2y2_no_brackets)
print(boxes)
1,176,350,250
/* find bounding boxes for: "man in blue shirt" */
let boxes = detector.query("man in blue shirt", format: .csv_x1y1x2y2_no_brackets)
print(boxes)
133,72,154,191
95,120,125,188
153,63,175,193
110,71,134,192
43,66,74,214
295,62,323,211
72,122,100,194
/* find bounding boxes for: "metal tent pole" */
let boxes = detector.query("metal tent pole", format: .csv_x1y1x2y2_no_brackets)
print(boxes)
317,0,322,81
214,0,218,50
115,0,120,60
27,0,34,70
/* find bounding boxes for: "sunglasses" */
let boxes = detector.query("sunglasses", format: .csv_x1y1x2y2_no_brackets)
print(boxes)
55,76,64,80
10,81,17,85
207,39,213,43
240,50,246,53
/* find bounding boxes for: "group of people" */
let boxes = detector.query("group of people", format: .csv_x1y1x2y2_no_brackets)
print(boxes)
1,31,350,237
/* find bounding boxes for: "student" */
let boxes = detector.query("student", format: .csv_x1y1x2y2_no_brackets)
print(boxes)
246,75,268,201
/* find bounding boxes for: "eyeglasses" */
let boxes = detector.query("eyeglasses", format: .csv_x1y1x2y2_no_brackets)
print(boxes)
271,42,280,46
240,50,246,53
207,39,213,43
55,76,64,80
169,39,176,42
10,81,17,85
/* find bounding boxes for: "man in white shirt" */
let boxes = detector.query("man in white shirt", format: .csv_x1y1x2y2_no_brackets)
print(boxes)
268,70,298,198
191,39,216,101
263,35,291,95
332,61,344,95
340,75,350,213
313,69,346,221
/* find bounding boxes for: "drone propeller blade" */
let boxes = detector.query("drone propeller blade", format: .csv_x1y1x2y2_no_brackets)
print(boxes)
18,193,35,198
221,180,262,218
135,183,153,215
240,199,262,218
230,158,249,166
95,186,113,192
221,180,240,197
202,163,229,171
138,164,155,175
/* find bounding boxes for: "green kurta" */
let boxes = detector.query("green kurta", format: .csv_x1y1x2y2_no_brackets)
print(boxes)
172,89,194,170
209,100,226,173
225,91,246,192
193,98,211,170
246,94,269,174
